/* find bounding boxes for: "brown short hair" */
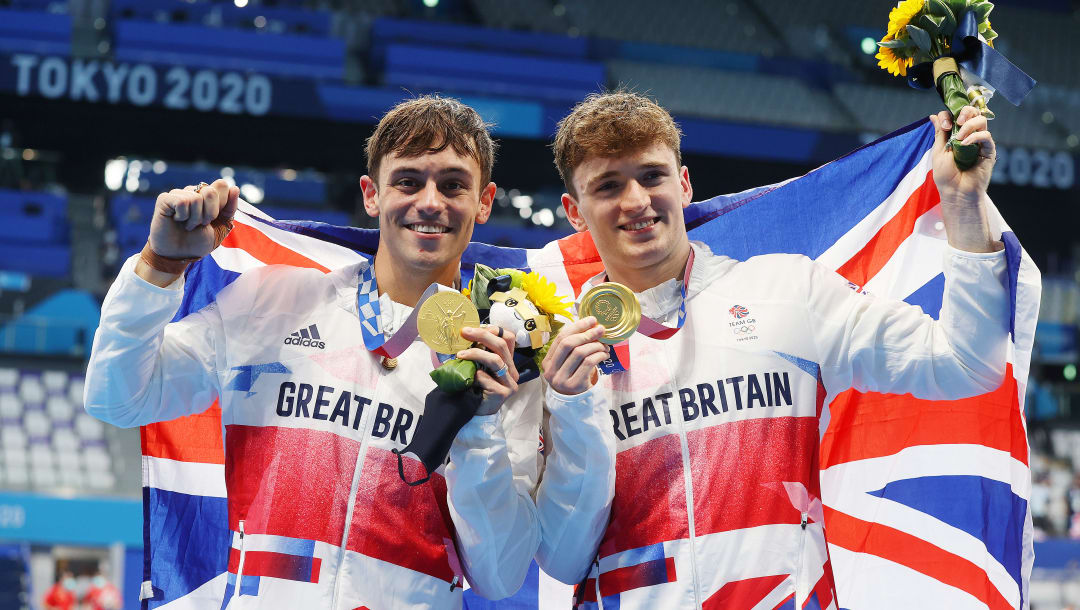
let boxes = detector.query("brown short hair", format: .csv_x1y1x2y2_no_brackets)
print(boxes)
553,91,683,196
366,95,496,187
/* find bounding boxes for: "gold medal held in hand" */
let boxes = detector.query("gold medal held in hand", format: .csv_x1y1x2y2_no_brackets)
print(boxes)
417,291,480,354
579,282,641,344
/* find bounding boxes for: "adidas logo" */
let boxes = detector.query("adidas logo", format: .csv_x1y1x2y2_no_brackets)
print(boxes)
284,324,326,349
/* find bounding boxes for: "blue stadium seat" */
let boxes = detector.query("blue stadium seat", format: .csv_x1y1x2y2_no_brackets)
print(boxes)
110,0,332,37
0,189,68,245
0,244,71,277
109,195,155,261
134,170,328,206
113,21,345,80
372,17,587,60
0,9,71,56
244,177,327,206
382,43,605,103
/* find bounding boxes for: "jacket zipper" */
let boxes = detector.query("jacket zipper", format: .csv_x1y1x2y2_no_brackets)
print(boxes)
665,346,703,610
233,520,247,605
328,369,382,609
797,511,809,602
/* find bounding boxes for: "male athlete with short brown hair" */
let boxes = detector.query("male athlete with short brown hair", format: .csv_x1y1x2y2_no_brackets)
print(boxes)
537,91,1010,608
85,94,605,608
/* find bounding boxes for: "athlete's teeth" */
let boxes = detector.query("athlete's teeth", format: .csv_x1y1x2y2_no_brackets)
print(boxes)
626,219,654,230
412,224,446,234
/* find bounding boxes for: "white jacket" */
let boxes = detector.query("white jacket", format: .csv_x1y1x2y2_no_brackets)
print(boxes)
84,255,604,608
537,242,1010,609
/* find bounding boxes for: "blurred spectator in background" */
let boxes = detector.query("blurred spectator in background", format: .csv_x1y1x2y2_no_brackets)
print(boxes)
43,570,76,610
1069,473,1080,540
83,567,122,610
1027,364,1060,421
1032,471,1054,538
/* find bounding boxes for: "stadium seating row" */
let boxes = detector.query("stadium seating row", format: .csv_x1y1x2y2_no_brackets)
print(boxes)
0,189,70,277
0,368,123,493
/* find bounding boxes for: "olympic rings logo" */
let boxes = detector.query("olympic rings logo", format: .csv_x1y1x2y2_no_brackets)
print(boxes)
733,325,755,334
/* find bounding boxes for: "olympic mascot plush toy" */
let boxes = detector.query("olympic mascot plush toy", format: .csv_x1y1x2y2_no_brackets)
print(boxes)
394,264,571,485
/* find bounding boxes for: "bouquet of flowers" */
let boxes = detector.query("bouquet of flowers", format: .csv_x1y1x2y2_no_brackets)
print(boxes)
875,0,1034,169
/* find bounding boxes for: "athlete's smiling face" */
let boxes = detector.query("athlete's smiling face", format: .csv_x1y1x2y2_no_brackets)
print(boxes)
361,146,495,276
562,140,693,291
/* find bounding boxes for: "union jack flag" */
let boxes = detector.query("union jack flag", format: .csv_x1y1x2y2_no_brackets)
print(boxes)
729,305,750,319
136,119,1037,609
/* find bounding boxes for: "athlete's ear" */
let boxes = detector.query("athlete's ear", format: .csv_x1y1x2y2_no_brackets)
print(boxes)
475,182,496,224
680,166,693,209
360,175,379,217
562,192,588,232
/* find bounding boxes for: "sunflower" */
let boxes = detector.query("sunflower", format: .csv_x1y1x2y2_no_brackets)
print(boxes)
876,0,924,77
875,34,914,76
520,271,574,320
885,0,926,39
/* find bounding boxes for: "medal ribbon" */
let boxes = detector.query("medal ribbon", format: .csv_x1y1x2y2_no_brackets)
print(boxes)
597,249,694,375
355,261,439,359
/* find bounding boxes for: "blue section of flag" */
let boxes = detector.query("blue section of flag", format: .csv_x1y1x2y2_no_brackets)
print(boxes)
1002,231,1022,339
145,488,230,608
174,253,240,321
866,475,1026,588
686,121,934,261
774,596,796,610
804,592,821,610
462,242,531,285
903,273,946,320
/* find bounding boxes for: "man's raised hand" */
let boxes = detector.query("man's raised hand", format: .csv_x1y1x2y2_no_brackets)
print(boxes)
149,178,239,260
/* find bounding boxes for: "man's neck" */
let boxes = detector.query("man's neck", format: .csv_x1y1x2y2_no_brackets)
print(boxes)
606,240,692,294
373,253,458,306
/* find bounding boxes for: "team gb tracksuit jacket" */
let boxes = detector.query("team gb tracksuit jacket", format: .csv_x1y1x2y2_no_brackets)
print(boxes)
84,254,610,609
534,242,1010,610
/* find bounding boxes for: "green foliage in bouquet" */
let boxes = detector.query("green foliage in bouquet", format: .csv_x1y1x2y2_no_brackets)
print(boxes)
875,0,998,169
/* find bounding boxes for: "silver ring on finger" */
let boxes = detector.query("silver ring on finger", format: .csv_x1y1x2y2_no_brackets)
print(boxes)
194,181,210,193
494,364,508,378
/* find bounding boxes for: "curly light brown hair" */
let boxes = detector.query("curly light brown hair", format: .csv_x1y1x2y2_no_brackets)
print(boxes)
553,91,683,197
366,95,497,187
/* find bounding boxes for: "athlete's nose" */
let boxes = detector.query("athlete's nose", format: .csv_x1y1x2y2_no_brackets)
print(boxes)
621,179,651,215
415,180,445,216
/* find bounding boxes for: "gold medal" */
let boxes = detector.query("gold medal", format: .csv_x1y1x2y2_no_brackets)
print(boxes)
417,291,480,354
579,282,641,344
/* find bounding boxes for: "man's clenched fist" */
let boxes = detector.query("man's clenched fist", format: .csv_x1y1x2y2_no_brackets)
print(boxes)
136,179,239,286
150,178,239,259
